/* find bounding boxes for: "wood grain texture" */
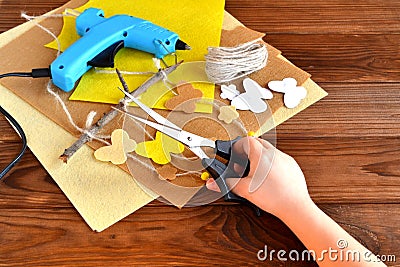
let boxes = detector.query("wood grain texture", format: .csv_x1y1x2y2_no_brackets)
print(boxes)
0,0,399,266
0,204,398,266
265,34,400,83
275,83,400,138
225,0,400,34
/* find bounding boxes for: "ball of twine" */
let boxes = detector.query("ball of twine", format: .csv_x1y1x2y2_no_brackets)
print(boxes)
205,39,268,84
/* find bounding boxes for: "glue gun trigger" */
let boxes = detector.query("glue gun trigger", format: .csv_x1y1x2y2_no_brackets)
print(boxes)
87,40,125,68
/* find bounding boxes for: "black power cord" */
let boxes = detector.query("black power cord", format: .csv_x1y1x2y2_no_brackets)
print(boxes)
0,105,27,180
0,68,51,180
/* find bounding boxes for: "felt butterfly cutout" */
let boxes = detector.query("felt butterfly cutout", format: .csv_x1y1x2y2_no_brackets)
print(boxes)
218,105,239,124
268,78,307,109
135,131,185,165
165,83,203,113
231,78,273,113
220,84,240,100
94,129,137,165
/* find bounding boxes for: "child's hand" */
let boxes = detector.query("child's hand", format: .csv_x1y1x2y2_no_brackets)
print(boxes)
207,137,387,266
206,137,313,220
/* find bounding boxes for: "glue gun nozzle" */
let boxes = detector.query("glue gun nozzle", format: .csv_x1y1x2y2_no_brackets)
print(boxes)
175,39,191,51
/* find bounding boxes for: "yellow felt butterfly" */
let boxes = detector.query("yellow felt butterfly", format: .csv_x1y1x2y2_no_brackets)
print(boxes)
135,131,184,165
94,129,137,165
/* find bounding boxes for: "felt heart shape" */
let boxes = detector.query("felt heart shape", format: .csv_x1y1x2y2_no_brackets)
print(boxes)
94,129,137,165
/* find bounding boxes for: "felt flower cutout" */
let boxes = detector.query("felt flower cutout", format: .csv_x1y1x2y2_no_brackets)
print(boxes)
157,165,178,181
94,129,137,165
231,78,273,113
220,84,240,100
268,78,307,109
218,105,240,124
135,131,185,165
165,83,203,113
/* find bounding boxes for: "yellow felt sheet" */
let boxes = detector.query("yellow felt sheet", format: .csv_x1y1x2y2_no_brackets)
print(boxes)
0,18,157,232
46,0,225,113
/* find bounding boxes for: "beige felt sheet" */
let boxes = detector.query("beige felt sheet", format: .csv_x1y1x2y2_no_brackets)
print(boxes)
0,0,327,215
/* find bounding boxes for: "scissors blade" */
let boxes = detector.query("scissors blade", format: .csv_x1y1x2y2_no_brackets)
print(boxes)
118,109,216,150
118,87,181,131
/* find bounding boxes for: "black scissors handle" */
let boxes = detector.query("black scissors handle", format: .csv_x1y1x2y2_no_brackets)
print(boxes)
202,137,261,216
214,137,251,177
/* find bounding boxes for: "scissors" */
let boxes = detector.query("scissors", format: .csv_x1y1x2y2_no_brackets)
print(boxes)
116,88,261,215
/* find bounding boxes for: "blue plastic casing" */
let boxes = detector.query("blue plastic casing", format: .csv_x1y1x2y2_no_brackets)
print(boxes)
50,8,180,92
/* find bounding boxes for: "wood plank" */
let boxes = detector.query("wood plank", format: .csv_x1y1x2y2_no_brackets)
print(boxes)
265,34,400,83
0,142,28,172
0,110,22,141
226,0,400,34
0,207,312,266
277,137,400,203
0,204,398,266
1,136,399,209
321,204,400,265
0,0,69,33
2,1,399,35
274,83,400,138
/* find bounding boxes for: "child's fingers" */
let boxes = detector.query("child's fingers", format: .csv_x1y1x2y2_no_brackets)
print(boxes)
231,137,264,177
255,138,275,150
232,137,274,156
206,137,275,196
206,178,220,192
206,176,252,200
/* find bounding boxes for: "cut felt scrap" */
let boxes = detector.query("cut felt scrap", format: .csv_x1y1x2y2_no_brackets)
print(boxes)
157,165,178,181
218,105,239,124
164,83,203,113
135,131,185,165
46,0,225,112
94,129,137,165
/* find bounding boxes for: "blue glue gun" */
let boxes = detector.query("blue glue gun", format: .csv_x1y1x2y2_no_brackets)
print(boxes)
50,8,191,92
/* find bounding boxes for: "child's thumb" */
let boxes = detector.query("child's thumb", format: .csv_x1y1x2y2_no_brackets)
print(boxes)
205,177,252,200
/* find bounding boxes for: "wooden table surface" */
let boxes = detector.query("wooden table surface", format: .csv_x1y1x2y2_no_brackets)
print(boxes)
0,1,399,266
